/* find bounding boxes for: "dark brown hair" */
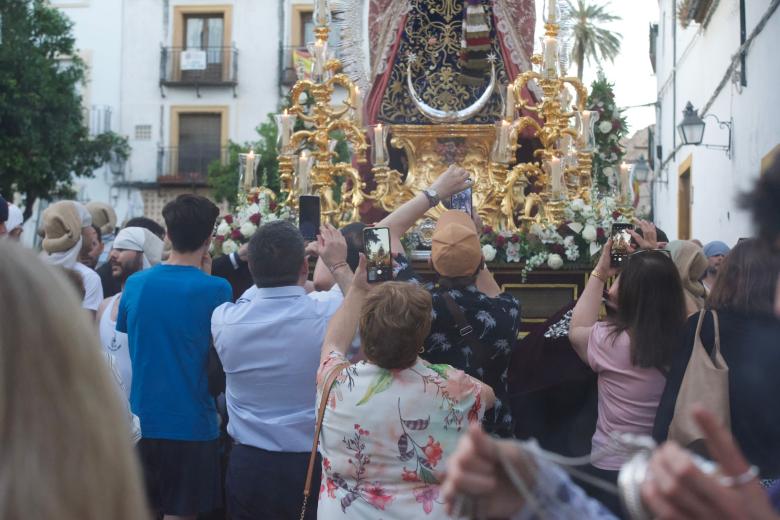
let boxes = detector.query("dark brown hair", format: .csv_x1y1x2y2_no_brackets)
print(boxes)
608,251,687,370
707,239,780,317
359,282,432,369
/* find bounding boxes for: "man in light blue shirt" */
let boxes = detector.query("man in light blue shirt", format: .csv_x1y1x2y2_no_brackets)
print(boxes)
211,221,353,520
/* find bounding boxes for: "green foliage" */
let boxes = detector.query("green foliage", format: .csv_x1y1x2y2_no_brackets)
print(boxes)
564,0,622,79
587,73,628,194
0,0,131,218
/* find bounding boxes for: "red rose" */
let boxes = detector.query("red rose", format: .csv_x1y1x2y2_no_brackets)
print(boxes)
511,235,519,243
612,120,622,131
215,235,225,242
495,235,506,247
249,213,261,225
269,201,278,211
550,244,566,256
231,229,242,240
596,227,606,240
223,214,233,224
612,211,621,220
482,225,493,235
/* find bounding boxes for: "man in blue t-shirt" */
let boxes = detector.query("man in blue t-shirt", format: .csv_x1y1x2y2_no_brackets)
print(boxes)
117,194,231,520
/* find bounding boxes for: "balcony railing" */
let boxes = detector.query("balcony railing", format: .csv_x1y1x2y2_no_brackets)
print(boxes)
160,47,238,88
157,146,227,186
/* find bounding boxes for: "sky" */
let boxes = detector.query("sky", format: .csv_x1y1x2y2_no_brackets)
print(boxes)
533,0,660,137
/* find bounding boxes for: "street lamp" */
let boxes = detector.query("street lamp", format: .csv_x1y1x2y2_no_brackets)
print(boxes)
677,101,732,158
631,155,651,182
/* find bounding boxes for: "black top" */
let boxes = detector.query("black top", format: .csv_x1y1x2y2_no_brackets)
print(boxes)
397,255,520,437
211,252,252,302
653,310,780,477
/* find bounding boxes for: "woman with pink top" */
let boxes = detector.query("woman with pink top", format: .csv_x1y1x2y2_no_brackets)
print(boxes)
568,239,687,516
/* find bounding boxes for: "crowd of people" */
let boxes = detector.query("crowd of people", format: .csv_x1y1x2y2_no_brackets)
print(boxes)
0,155,778,520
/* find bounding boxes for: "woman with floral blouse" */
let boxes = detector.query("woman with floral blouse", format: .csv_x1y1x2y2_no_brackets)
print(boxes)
316,254,495,518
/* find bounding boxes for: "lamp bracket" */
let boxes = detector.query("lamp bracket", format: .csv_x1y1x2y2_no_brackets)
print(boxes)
702,114,733,158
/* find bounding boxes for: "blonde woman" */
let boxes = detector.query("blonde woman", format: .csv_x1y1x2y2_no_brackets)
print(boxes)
0,241,149,520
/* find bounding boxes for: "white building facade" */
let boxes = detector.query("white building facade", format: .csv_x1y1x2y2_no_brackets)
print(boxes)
50,0,290,224
652,0,780,244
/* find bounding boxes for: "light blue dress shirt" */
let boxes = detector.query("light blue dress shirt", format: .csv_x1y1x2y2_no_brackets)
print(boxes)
211,285,343,453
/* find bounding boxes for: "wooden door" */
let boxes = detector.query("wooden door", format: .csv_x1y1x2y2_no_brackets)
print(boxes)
177,113,222,180
678,158,692,240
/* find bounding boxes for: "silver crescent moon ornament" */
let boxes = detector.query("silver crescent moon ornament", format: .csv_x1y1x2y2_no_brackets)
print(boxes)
406,61,497,123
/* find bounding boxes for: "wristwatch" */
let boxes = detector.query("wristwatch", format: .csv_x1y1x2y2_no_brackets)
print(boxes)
423,188,440,208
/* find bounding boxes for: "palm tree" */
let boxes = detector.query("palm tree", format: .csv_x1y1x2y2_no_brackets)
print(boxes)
564,0,623,80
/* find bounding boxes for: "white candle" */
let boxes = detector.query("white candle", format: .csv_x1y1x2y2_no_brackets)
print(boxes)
550,157,563,197
373,124,386,165
275,110,295,153
543,36,558,79
309,40,327,78
244,150,256,191
504,84,515,121
353,87,364,127
297,151,312,194
620,162,631,201
547,0,559,23
315,0,330,26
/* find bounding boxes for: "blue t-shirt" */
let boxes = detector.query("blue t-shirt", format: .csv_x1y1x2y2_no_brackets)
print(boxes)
117,264,232,441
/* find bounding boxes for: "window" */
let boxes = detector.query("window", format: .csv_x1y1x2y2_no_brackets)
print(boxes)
678,156,692,240
167,106,228,182
171,5,233,83
135,125,152,141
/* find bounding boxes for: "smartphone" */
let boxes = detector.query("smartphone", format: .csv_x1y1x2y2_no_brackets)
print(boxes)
298,195,320,241
610,223,634,268
450,187,473,216
363,227,393,283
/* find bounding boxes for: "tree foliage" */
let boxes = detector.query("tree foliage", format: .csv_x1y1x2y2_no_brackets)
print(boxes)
564,0,622,80
0,0,129,219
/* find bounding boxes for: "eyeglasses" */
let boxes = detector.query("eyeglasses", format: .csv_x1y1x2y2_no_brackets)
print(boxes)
629,248,672,259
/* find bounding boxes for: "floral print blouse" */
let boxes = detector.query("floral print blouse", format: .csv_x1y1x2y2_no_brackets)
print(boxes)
316,351,485,518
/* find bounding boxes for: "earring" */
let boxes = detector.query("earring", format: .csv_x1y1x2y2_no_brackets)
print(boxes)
418,345,425,354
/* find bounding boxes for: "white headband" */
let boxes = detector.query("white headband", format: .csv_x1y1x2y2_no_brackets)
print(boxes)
113,227,164,269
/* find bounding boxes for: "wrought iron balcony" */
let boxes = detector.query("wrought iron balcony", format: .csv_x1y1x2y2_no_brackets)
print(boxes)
157,146,227,186
160,46,238,96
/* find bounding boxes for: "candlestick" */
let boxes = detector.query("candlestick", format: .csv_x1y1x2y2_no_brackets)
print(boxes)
314,0,331,27
577,110,599,152
491,120,513,164
274,110,296,156
503,84,515,121
543,36,559,80
296,151,313,195
372,124,388,165
550,156,564,198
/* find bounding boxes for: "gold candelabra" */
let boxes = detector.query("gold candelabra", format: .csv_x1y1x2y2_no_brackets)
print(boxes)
266,0,606,231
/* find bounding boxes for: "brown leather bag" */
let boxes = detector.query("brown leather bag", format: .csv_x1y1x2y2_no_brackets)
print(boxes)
668,310,730,447
300,361,349,520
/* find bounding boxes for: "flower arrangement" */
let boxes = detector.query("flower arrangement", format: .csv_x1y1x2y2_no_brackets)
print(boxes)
588,74,629,194
211,190,291,256
478,197,631,279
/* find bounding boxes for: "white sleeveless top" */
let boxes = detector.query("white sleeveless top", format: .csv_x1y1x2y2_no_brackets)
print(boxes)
99,293,132,400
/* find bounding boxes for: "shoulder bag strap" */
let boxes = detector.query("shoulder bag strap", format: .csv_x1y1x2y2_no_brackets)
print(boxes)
441,293,490,368
301,361,350,520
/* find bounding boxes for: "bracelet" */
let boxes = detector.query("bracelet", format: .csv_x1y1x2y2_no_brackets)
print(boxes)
590,270,607,282
328,261,348,274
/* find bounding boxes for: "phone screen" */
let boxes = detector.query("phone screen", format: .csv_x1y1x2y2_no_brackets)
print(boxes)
450,187,473,216
610,223,634,268
363,227,393,283
298,195,320,241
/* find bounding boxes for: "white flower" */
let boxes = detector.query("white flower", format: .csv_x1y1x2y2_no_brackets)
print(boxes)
603,166,615,178
529,223,544,237
570,198,585,212
564,235,575,247
265,213,278,222
216,221,231,236
240,222,257,238
582,224,598,243
599,121,612,134
547,253,564,270
506,242,521,263
568,222,584,234
481,244,497,262
222,239,238,255
609,153,618,162
565,246,580,261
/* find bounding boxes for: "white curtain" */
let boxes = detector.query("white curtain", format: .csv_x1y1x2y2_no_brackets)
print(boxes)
207,18,224,63
185,18,203,50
